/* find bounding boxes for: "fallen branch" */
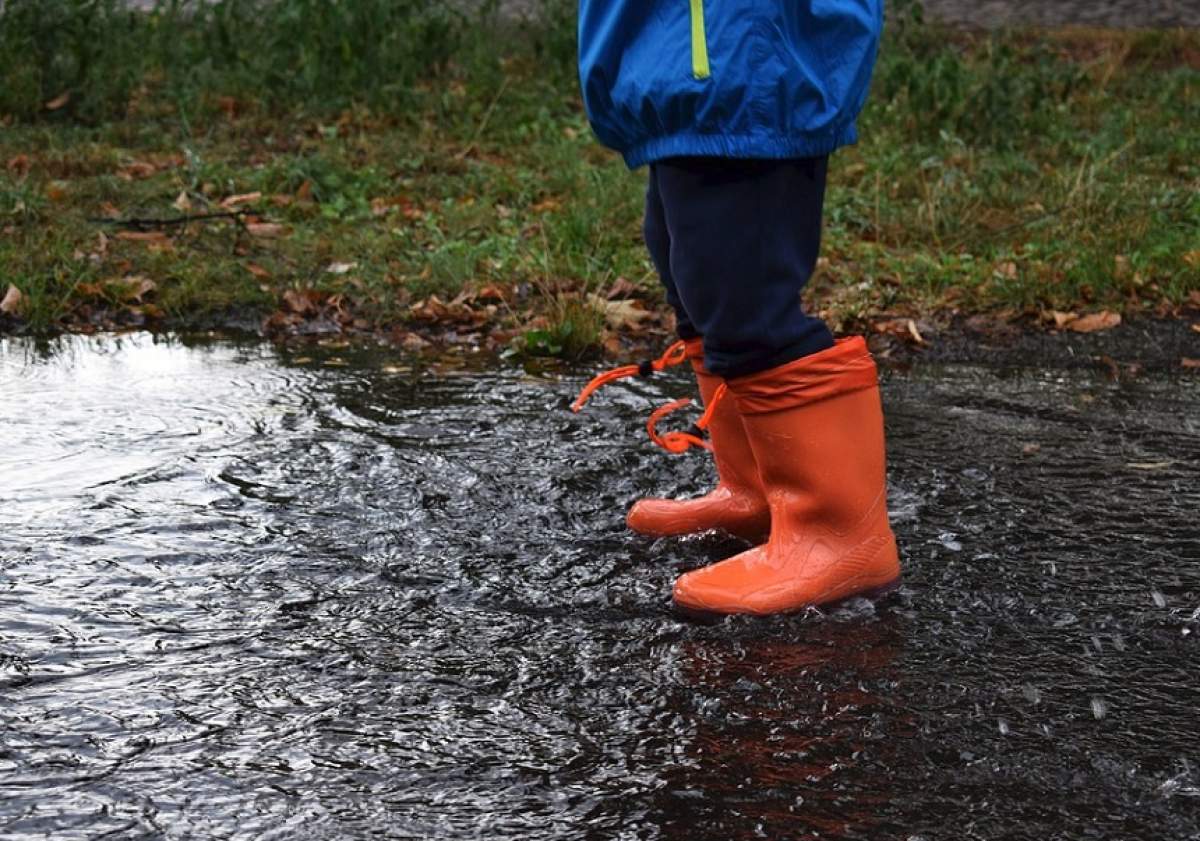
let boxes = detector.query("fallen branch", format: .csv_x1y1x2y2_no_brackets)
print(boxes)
88,209,255,230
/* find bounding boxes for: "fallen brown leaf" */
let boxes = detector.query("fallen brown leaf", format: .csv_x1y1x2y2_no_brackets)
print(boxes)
1067,311,1121,333
117,161,157,180
476,284,507,303
606,277,639,300
1045,310,1079,329
1112,254,1131,280
994,261,1018,280
111,275,156,302
400,332,432,352
220,191,262,209
217,96,239,119
872,317,927,345
6,155,30,176
371,195,414,217
244,262,272,280
1098,355,1121,381
588,294,655,332
116,230,170,244
172,191,192,213
1,284,23,315
1182,358,1200,369
246,222,287,238
44,92,71,111
283,288,322,316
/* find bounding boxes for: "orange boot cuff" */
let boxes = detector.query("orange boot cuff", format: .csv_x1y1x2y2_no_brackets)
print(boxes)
727,337,879,415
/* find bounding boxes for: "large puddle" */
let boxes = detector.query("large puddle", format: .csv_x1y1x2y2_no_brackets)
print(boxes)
2,333,1198,839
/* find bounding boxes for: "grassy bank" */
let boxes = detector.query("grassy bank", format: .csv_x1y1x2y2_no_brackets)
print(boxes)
0,0,1197,353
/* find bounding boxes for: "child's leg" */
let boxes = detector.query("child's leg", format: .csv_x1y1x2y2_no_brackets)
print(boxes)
628,163,770,541
654,157,834,379
643,165,698,340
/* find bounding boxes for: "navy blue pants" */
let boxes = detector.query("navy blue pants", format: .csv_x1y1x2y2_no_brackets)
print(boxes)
643,157,834,379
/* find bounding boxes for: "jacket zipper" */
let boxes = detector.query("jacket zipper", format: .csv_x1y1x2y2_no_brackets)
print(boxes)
689,0,711,80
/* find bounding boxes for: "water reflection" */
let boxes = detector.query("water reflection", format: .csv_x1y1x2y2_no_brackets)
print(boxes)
657,618,905,840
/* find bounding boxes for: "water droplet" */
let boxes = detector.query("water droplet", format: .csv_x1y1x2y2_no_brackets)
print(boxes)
998,719,1010,735
1091,697,1109,720
1151,590,1167,608
938,532,963,552
1023,683,1041,704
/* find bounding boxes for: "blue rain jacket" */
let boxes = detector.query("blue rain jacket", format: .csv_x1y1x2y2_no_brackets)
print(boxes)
578,1,883,168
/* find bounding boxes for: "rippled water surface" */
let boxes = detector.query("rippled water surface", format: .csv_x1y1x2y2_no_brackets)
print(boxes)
2,333,1199,840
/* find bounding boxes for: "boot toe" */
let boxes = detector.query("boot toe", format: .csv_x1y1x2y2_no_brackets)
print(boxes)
626,498,680,536
672,562,768,616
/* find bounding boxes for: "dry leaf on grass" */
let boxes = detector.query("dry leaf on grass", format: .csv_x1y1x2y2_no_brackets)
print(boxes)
1067,311,1121,333
994,261,1018,279
116,230,170,244
117,161,157,180
6,155,31,176
475,284,507,303
1044,310,1078,329
1182,358,1200,369
400,332,432,352
588,294,654,331
221,192,262,209
244,263,272,280
605,277,639,300
872,317,927,345
44,92,71,111
1,284,23,315
112,276,156,303
246,222,288,238
409,293,492,328
283,289,322,317
325,262,358,275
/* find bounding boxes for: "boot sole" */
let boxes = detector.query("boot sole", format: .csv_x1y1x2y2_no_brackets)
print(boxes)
671,577,902,624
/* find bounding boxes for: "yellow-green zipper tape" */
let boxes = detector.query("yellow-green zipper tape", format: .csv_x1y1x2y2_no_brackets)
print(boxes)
689,0,711,80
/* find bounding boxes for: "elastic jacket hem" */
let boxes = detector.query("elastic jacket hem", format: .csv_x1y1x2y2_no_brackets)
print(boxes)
622,124,859,169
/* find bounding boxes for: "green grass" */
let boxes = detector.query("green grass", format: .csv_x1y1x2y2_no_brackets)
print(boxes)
0,0,1197,347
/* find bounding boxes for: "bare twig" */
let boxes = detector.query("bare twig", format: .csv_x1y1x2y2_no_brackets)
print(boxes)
455,77,511,161
88,209,256,230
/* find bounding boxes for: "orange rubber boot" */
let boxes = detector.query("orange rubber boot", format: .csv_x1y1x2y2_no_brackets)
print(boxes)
627,338,770,541
672,337,901,617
